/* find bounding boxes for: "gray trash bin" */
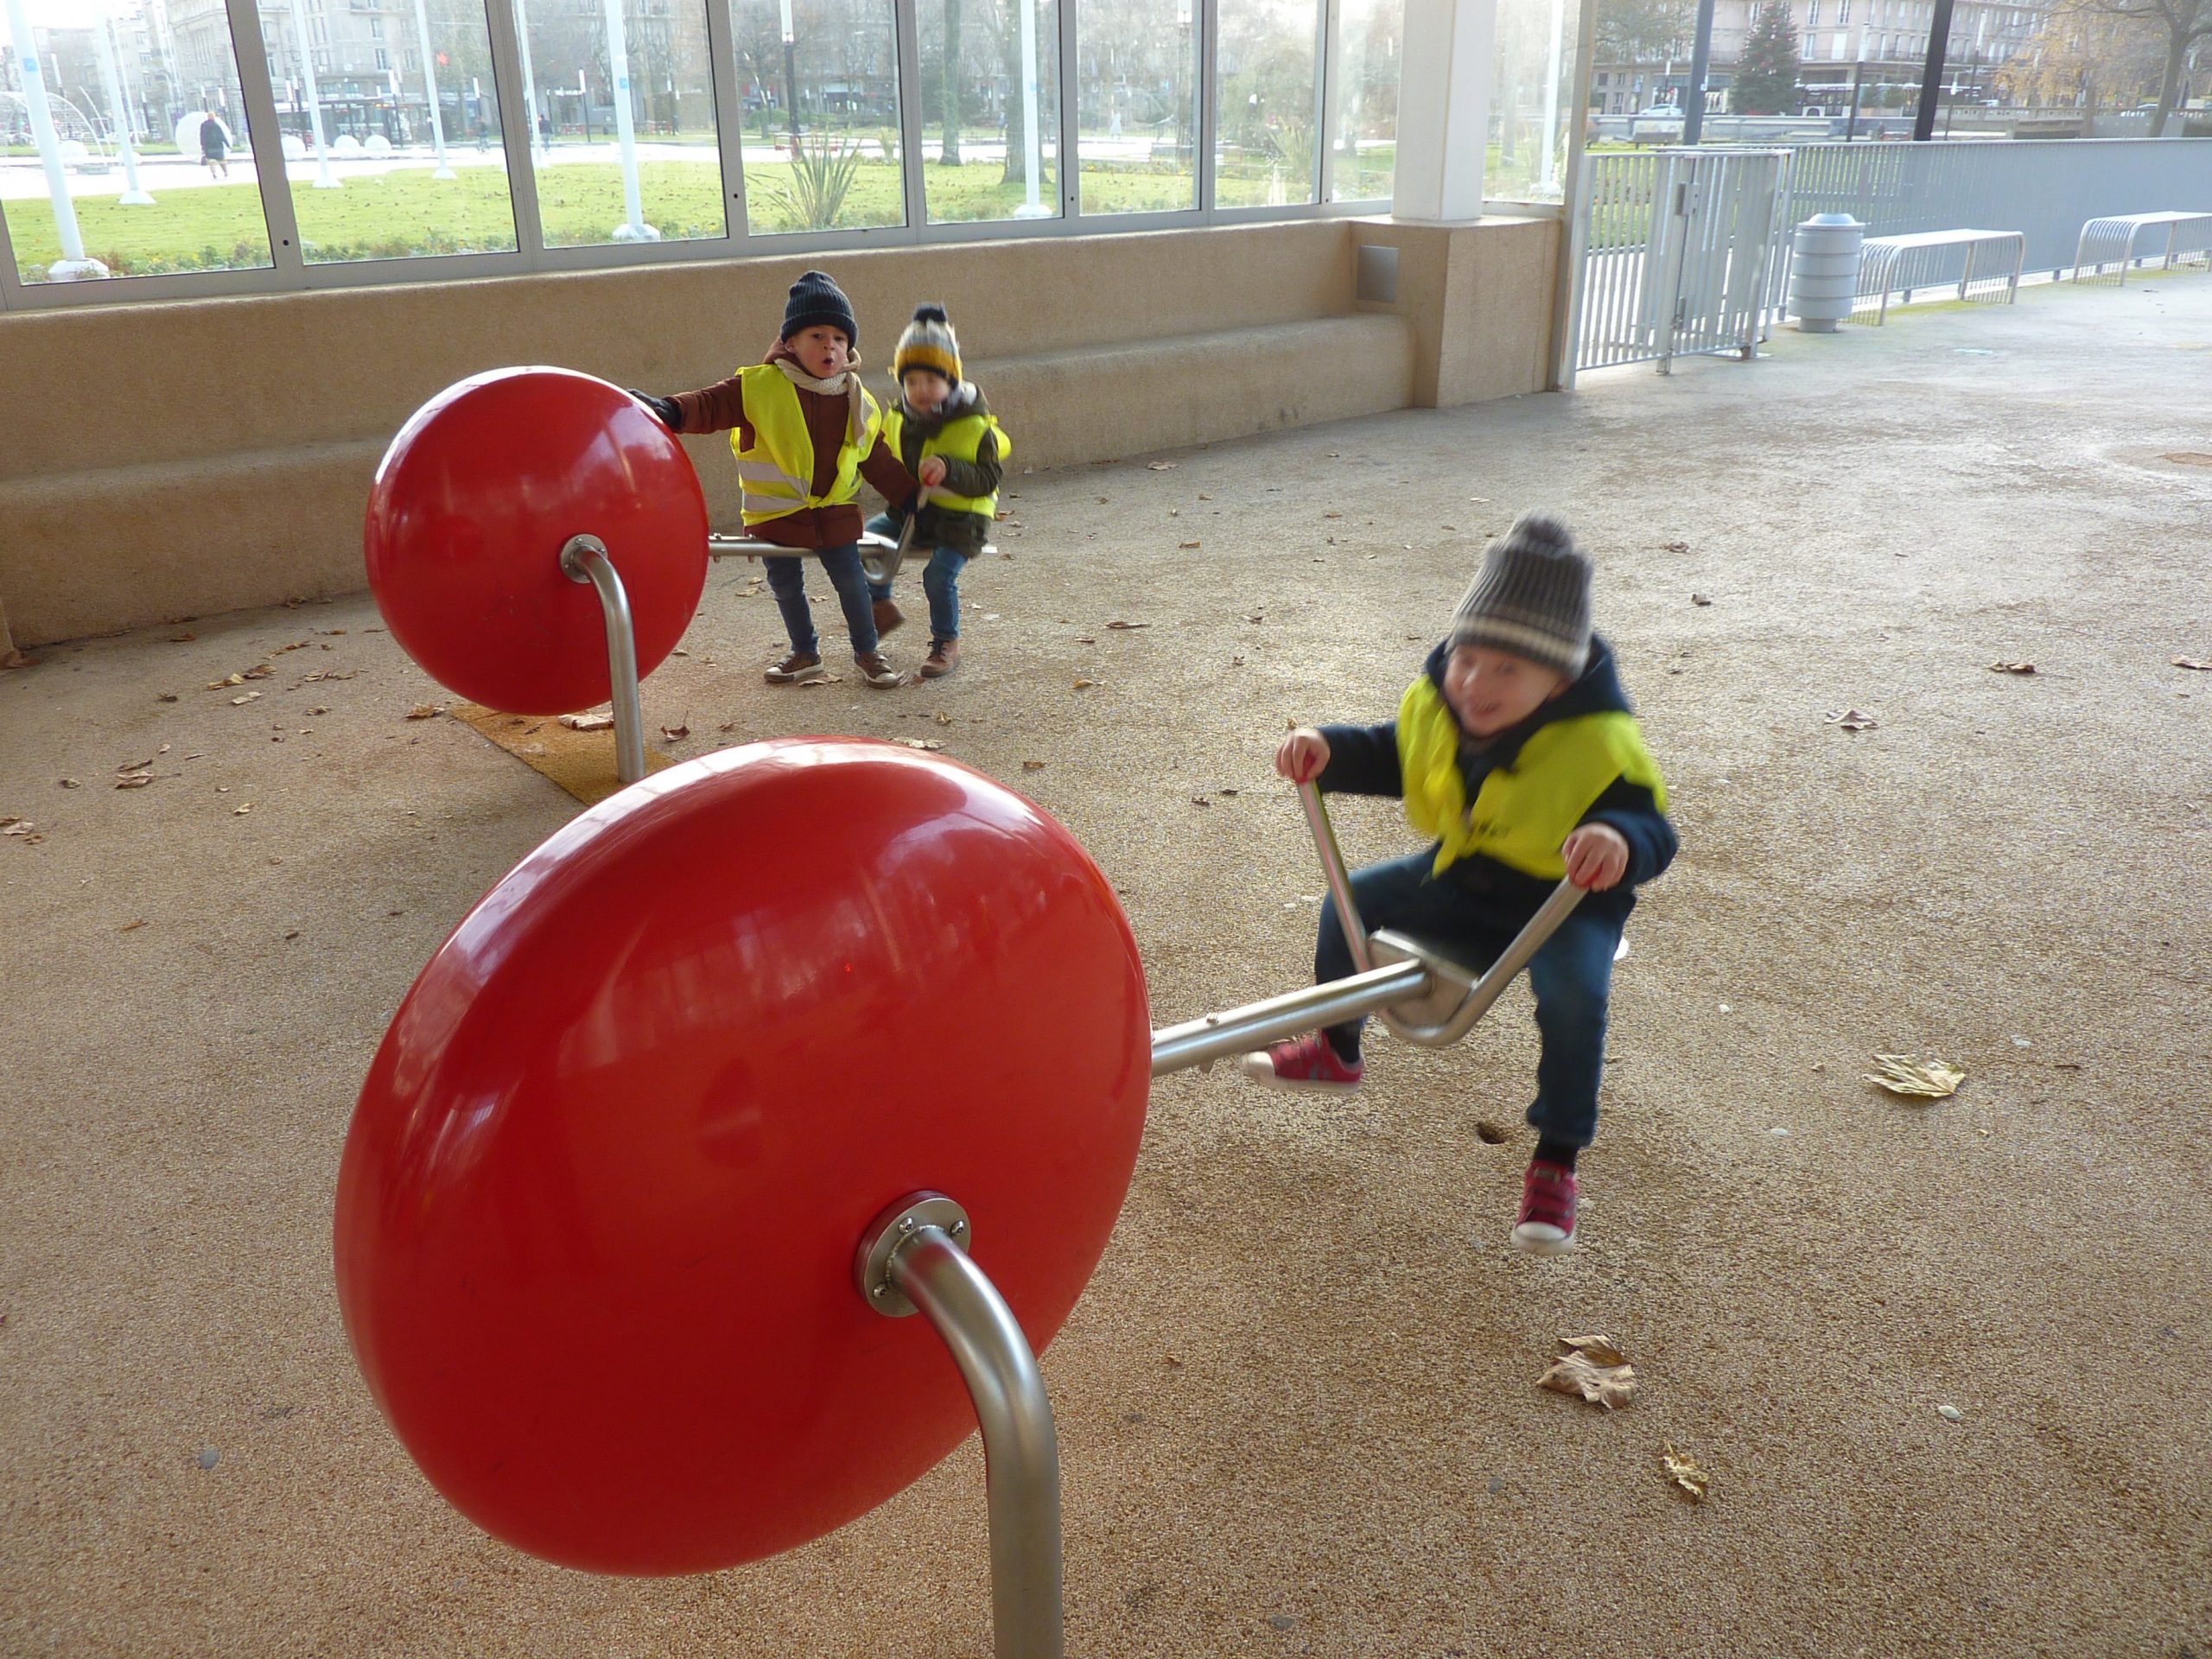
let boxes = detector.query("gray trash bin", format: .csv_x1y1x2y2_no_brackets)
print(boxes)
1790,213,1865,334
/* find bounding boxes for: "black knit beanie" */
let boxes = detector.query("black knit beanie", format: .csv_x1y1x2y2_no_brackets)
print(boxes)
782,270,858,347
1449,512,1593,678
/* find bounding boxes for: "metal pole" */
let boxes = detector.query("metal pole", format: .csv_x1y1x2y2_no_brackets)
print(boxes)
289,0,340,188
1911,0,1955,141
3,0,104,275
1681,0,1716,144
859,1196,1065,1659
96,9,153,203
412,0,454,177
1846,48,1864,139
559,536,647,785
1296,780,1373,972
1151,961,1433,1077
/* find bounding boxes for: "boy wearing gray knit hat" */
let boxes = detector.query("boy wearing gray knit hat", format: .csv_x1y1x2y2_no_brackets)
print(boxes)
1243,512,1676,1255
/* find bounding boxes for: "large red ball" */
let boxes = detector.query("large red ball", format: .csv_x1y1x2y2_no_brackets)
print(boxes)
334,741,1152,1574
364,366,709,715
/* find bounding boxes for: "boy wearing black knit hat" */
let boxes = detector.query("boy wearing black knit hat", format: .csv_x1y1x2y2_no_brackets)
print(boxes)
863,302,1010,680
632,270,920,688
1242,512,1677,1255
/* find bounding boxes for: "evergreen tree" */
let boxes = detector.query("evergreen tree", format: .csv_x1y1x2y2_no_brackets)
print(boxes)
1732,0,1802,115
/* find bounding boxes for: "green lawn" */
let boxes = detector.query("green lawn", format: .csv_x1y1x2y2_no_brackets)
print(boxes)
9,145,1396,281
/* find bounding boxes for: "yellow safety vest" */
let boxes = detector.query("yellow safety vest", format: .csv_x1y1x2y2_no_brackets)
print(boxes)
728,364,884,528
1395,677,1669,880
880,407,1010,520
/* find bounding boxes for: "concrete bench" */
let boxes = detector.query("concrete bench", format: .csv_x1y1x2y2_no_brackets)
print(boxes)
2072,211,2212,285
1858,229,2025,324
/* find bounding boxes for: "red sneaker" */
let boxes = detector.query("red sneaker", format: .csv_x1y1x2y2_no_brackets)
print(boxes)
1511,1160,1579,1255
1239,1033,1363,1093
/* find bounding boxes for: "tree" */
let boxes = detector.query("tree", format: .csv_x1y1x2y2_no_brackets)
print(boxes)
1732,0,1801,114
2080,0,2211,130
2010,0,2167,119
1595,0,1694,65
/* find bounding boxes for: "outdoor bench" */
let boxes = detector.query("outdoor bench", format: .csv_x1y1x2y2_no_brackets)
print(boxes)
1858,229,2025,324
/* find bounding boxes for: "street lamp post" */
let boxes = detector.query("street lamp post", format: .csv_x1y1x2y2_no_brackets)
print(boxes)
1012,0,1044,214
3,0,106,276
601,0,657,238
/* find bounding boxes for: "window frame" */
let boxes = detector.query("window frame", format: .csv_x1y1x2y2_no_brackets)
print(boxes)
0,0,1395,312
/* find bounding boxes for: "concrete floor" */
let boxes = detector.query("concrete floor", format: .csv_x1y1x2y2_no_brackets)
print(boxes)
3,273,2209,1658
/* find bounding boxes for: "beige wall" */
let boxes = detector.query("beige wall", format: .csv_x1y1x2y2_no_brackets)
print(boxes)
0,217,1558,648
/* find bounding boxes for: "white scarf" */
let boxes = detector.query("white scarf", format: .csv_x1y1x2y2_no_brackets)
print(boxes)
774,352,867,447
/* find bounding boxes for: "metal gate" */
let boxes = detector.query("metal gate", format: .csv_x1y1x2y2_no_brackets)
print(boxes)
1567,149,1791,379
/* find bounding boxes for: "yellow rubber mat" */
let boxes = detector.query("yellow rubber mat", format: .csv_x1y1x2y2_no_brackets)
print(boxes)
450,703,674,806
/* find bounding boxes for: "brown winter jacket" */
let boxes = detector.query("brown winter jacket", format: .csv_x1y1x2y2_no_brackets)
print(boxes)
668,340,918,549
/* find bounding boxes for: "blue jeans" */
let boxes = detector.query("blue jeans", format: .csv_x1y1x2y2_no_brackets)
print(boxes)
1315,850,1621,1148
765,543,877,658
866,513,965,642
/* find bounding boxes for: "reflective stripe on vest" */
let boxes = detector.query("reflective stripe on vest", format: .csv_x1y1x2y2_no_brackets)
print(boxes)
881,407,1010,520
729,365,882,527
1395,677,1669,880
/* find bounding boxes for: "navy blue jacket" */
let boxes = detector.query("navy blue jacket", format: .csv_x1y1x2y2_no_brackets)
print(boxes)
1316,634,1678,928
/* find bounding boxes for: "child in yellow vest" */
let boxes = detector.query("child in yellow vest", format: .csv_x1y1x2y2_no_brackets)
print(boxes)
862,304,1009,680
1242,513,1677,1255
633,270,919,688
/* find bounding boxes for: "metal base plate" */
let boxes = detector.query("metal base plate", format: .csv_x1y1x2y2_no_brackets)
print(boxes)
855,1192,971,1318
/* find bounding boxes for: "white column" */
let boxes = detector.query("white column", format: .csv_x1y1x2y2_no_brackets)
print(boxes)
1012,0,1045,216
602,0,658,238
3,0,107,276
97,8,155,204
514,0,543,156
1392,0,1497,221
412,0,454,176
1538,0,1567,194
289,0,341,188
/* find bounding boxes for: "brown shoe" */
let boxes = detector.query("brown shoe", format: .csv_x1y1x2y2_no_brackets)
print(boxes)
765,650,824,683
918,639,961,679
855,652,905,690
872,597,906,637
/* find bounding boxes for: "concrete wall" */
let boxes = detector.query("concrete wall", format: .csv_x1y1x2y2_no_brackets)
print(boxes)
0,217,1559,648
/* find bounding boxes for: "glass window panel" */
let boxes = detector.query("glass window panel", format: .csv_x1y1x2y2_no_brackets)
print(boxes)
1489,0,1578,203
1327,0,1395,202
729,0,903,235
246,0,520,263
1075,0,1194,215
3,0,273,284
917,0,1059,225
1213,0,1317,207
518,0,724,249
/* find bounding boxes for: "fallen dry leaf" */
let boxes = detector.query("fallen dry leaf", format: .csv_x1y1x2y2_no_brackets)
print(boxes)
1147,461,1175,470
934,710,953,725
207,673,245,688
404,705,443,721
659,724,690,741
1191,796,1212,807
157,693,180,702
1988,661,2037,674
1867,1053,1966,1099
1105,620,1150,630
1022,760,1046,771
1075,635,1096,645
559,712,616,732
2176,658,2212,671
1538,1336,1637,1409
119,918,146,932
1692,593,1713,607
897,738,946,752
1825,708,1878,732
169,632,197,643
115,773,153,791
1660,1443,1709,1501
1178,539,1202,550
229,692,261,707
1073,678,1099,690
1323,511,1342,519
233,804,253,816
1230,653,1247,666
58,778,79,789
1662,540,1689,553
241,664,274,680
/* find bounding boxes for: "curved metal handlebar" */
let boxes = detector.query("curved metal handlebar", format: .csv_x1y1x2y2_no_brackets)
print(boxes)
1294,780,1586,1049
